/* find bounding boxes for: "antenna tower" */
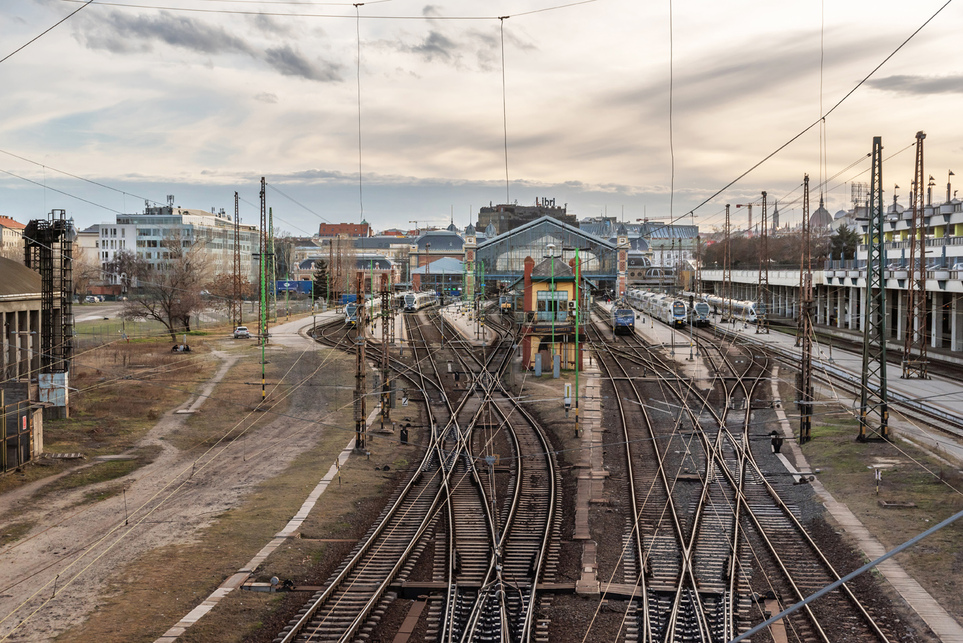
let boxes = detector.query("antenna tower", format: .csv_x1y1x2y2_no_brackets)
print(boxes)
903,131,929,379
258,178,268,346
354,274,367,451
380,273,393,427
799,175,814,443
859,137,890,441
722,204,732,321
232,192,241,327
757,192,770,333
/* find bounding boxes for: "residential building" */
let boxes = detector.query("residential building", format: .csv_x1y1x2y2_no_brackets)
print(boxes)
0,216,26,260
100,201,260,285
317,221,370,237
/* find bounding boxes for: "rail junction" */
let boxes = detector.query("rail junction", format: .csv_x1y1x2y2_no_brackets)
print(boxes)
265,295,959,643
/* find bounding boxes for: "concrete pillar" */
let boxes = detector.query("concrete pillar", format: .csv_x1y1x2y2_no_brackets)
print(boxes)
896,289,905,343
844,288,853,329
837,288,844,328
2,311,10,379
30,309,40,379
9,311,19,379
951,295,963,352
932,292,942,348
853,288,866,332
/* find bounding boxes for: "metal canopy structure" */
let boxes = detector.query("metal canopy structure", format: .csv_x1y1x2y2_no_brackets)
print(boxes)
476,216,616,288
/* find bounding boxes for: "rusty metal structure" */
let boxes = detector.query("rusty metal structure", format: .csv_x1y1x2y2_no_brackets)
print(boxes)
354,274,367,451
756,192,770,334
722,204,732,320
258,178,269,346
798,176,814,443
23,210,74,375
231,191,242,328
380,273,393,427
859,136,890,441
903,131,929,379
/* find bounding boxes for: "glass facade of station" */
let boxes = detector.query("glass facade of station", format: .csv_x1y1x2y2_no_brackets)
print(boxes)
476,217,616,288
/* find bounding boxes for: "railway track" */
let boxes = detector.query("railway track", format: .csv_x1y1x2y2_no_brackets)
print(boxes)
587,304,895,642
275,305,560,642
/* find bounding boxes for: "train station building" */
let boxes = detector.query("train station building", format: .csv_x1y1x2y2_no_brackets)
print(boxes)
475,216,622,295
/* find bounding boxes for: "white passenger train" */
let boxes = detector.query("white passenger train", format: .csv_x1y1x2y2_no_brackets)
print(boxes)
403,291,438,313
345,296,383,326
703,295,760,323
625,289,688,328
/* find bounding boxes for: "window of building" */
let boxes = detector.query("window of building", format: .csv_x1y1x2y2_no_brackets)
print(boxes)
536,290,569,322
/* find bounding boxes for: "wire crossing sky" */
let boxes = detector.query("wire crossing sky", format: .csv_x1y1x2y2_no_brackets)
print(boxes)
0,0,961,234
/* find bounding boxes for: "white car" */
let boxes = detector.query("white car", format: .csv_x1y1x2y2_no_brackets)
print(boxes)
233,326,251,339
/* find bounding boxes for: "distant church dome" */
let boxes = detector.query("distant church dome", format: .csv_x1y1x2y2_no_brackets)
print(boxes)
810,197,833,228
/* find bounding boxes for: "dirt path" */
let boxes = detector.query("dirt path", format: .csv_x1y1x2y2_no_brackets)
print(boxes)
0,315,333,642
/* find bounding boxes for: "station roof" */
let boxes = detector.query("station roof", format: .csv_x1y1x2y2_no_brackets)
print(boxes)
0,257,41,300
411,256,464,274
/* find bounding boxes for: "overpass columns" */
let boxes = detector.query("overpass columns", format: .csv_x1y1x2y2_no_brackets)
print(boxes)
952,295,963,351
932,292,942,349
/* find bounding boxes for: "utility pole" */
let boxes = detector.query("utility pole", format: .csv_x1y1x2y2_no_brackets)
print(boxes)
232,191,241,327
380,273,392,428
903,131,929,379
258,178,269,406
756,192,770,333
799,175,814,444
859,136,890,441
354,273,367,452
722,204,732,321
268,207,277,322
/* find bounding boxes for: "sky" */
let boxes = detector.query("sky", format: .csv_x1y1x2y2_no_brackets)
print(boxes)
1,0,962,237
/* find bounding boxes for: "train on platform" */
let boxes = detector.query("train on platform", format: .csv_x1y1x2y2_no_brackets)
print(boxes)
403,291,438,313
626,289,688,328
703,295,760,323
345,296,383,326
689,298,711,327
499,292,516,313
610,302,636,335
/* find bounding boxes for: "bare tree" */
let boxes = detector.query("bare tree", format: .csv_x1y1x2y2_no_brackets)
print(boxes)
72,247,101,301
122,235,210,341
104,249,149,295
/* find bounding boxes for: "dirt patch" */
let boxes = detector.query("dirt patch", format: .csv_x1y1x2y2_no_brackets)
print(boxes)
0,315,353,642
802,410,963,628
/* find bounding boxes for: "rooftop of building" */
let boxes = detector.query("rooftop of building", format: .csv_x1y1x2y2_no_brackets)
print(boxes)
413,230,464,251
0,257,41,299
411,256,464,274
0,216,26,231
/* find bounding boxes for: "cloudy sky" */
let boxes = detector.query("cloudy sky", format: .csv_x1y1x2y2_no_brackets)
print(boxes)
1,0,961,235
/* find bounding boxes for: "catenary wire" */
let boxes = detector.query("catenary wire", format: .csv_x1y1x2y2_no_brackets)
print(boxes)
0,1,94,66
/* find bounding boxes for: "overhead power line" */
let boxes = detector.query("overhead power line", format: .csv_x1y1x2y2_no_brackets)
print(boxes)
55,0,597,20
688,0,955,216
0,1,94,66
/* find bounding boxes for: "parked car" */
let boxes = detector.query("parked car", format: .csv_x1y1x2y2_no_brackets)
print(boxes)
233,326,251,339
85,295,96,303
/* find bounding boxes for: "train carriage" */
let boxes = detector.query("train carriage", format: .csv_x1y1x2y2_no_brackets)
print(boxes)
403,291,438,312
690,299,711,327
704,295,758,323
345,296,382,326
